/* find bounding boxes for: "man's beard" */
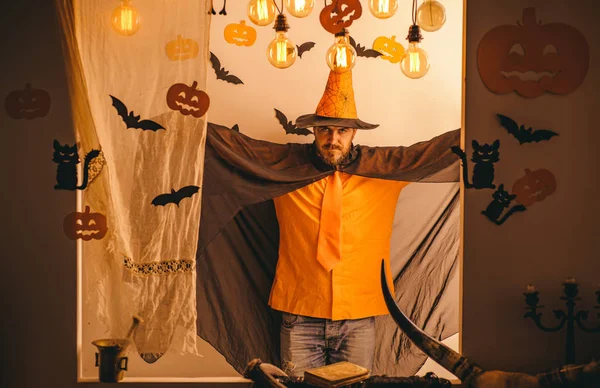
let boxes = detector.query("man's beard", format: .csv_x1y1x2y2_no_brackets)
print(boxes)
316,143,352,167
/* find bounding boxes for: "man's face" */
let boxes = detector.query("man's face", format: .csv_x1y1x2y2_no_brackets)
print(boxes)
313,126,357,167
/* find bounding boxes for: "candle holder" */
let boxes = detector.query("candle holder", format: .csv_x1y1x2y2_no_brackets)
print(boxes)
523,280,600,365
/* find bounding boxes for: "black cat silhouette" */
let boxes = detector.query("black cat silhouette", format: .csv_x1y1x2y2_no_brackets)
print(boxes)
53,140,100,191
451,139,500,189
482,184,526,225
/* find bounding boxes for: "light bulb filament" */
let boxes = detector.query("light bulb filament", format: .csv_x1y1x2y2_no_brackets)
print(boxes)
295,0,306,12
121,8,133,31
335,46,348,68
276,41,287,63
409,51,420,72
257,0,269,20
378,0,389,13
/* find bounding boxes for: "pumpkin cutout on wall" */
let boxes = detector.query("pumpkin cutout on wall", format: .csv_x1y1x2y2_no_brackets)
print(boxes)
372,35,405,63
477,7,589,98
166,81,210,118
165,35,199,61
5,83,51,119
512,168,556,207
63,206,108,241
224,20,257,47
319,0,363,34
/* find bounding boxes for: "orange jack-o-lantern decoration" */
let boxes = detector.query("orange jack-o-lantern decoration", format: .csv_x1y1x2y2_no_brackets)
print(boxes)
63,206,108,241
512,168,556,207
372,35,405,63
224,20,257,47
319,0,362,34
477,7,589,98
5,83,51,119
165,35,199,61
166,81,210,118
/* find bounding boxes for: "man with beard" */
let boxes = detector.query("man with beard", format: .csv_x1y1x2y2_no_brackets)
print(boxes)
268,69,412,377
197,67,460,378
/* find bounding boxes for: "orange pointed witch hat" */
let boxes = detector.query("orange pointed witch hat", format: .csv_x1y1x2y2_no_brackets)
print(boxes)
295,70,378,130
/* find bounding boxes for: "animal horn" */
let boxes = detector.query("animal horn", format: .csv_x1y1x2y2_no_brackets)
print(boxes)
536,360,600,387
380,261,485,384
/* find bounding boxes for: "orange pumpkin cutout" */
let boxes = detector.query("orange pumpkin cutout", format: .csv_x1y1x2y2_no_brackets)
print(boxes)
477,7,589,98
166,81,210,118
5,83,51,119
224,21,257,47
63,206,108,241
373,35,405,63
512,168,556,207
319,0,362,34
165,35,199,61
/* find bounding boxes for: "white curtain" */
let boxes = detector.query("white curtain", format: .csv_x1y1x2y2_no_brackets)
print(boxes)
55,0,211,361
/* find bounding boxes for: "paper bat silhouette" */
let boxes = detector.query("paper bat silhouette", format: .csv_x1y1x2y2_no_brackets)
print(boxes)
231,124,239,132
349,36,382,58
209,0,227,15
109,95,165,131
296,42,316,58
151,185,200,207
274,108,312,136
497,114,559,144
209,52,244,85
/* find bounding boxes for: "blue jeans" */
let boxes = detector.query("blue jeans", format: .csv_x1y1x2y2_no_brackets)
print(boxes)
279,312,375,377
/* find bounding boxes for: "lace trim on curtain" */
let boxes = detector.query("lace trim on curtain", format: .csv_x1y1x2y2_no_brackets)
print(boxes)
123,257,195,275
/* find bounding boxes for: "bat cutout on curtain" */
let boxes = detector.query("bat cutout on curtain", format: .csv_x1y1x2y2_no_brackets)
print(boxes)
349,36,382,58
297,42,316,58
151,185,200,207
53,140,102,190
209,0,227,15
210,52,244,85
274,108,312,135
496,114,559,144
451,139,500,189
481,184,526,225
109,95,165,131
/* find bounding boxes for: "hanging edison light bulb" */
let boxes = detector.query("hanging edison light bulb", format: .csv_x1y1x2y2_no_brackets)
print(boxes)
400,25,430,79
368,0,398,19
416,0,446,32
325,29,357,73
267,14,297,68
284,0,314,18
248,0,278,26
111,0,140,36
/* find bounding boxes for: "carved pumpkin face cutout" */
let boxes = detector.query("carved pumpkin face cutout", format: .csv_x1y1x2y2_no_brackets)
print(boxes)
4,83,51,119
319,0,362,34
373,35,405,63
512,168,556,207
166,81,210,118
224,21,257,47
477,7,589,98
165,35,199,61
63,206,108,241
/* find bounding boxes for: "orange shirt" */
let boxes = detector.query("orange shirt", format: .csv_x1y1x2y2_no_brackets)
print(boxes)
269,172,409,320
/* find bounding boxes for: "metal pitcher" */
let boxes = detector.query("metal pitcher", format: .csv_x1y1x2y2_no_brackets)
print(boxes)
92,338,130,382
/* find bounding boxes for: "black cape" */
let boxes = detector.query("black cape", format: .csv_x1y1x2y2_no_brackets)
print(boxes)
196,122,461,376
